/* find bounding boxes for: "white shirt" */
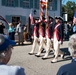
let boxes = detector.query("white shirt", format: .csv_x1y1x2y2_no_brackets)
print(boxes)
16,23,23,33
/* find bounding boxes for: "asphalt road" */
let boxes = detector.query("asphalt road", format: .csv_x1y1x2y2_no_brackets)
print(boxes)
8,41,71,75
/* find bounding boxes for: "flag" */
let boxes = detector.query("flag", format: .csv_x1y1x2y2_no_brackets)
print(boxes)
40,0,47,20
40,0,47,9
29,11,34,25
0,15,8,25
39,0,48,20
40,0,47,5
73,11,76,24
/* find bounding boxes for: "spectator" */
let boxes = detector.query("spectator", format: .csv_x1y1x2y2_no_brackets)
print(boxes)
23,25,27,42
16,21,24,45
0,34,26,75
8,23,15,40
0,21,5,34
71,23,76,34
64,22,70,41
57,34,76,75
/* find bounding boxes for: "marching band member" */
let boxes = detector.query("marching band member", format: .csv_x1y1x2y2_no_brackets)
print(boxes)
42,16,54,59
28,19,39,55
35,17,46,57
51,16,64,63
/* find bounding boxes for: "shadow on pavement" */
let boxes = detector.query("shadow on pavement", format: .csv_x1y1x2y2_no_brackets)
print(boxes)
60,47,70,56
41,47,72,62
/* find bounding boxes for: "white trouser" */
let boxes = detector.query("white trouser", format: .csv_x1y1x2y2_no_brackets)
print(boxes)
53,33,63,59
36,35,46,55
43,35,53,57
30,36,39,53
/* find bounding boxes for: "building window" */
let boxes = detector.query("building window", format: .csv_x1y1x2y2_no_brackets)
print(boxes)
30,0,33,8
2,0,18,7
20,0,30,8
23,1,30,8
6,0,14,6
48,0,57,11
34,0,39,9
52,0,57,11
48,0,53,10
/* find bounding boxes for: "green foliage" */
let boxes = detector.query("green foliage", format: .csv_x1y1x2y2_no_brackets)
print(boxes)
62,1,76,21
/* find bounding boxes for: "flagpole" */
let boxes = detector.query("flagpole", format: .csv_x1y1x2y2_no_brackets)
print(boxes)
46,0,48,21
40,0,43,20
39,0,41,20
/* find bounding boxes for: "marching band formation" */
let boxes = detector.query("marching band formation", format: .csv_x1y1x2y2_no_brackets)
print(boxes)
28,16,64,63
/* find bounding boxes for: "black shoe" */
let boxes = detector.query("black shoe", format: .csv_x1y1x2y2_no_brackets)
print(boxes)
28,53,34,55
51,59,58,63
42,57,48,60
35,54,41,57
51,61,57,63
51,61,56,63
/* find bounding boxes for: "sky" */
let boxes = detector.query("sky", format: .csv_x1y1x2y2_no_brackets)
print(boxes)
62,0,76,5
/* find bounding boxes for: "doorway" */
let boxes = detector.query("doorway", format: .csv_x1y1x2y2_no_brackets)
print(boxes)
12,16,20,27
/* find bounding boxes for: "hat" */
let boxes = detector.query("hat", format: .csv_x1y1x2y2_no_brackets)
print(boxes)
55,16,63,21
0,34,16,52
49,16,53,20
59,17,63,21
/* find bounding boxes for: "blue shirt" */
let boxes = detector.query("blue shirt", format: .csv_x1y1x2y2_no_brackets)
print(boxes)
57,59,76,75
73,25,76,32
0,65,26,75
8,27,15,33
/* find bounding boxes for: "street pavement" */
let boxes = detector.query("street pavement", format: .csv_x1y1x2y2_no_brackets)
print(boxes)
8,41,71,75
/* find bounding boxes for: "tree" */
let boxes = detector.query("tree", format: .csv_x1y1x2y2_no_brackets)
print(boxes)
62,1,76,22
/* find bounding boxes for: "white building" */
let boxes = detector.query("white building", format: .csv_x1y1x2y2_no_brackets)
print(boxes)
0,0,62,26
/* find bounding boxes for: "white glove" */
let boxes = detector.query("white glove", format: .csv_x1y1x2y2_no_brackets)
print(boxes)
58,41,62,44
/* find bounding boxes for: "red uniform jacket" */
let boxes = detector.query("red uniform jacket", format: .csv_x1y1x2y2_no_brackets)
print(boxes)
54,22,64,43
39,22,46,37
33,23,39,37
